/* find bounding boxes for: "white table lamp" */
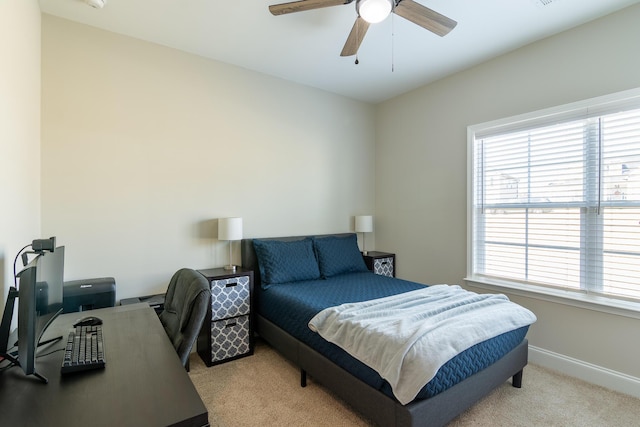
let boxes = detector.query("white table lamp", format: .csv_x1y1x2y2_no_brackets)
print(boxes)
355,215,373,255
218,217,243,271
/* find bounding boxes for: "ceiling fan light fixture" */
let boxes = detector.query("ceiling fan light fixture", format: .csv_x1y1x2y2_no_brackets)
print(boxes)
85,0,107,8
356,0,392,24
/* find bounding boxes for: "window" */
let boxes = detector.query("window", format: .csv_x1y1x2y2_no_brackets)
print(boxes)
468,89,640,306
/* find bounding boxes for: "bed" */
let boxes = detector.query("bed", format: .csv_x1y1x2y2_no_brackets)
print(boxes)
241,233,534,427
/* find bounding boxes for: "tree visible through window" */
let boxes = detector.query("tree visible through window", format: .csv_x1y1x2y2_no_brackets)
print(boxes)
469,92,640,304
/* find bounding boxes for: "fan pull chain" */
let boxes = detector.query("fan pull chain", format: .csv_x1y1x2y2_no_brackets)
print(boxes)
355,17,360,65
391,4,395,72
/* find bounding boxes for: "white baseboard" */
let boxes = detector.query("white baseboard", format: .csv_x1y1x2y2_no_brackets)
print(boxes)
529,345,640,399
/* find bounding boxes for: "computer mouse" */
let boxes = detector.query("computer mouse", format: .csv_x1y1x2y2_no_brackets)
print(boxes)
73,316,103,327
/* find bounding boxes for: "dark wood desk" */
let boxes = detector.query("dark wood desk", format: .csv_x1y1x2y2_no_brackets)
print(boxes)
0,304,209,427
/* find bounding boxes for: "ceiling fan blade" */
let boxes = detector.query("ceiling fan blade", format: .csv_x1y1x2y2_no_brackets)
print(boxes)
269,0,353,16
393,0,457,37
340,17,370,57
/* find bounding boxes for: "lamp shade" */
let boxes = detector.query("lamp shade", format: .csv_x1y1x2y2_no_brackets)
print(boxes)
356,0,392,24
218,217,243,241
355,215,373,233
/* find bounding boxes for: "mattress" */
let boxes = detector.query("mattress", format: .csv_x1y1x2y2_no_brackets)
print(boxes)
257,271,529,401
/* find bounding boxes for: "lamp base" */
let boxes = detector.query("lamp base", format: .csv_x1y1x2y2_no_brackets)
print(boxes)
223,264,237,272
362,250,368,255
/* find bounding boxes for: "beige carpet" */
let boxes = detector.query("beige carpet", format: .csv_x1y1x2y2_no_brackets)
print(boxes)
189,340,640,426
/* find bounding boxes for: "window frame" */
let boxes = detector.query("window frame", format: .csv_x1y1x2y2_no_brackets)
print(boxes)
466,88,640,320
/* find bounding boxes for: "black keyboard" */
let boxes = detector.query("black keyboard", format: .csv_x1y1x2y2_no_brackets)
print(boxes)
61,324,106,374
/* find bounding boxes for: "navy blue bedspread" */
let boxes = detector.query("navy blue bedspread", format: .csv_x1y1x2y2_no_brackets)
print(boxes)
258,271,528,401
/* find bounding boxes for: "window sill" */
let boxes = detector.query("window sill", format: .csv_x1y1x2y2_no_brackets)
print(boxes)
464,276,640,320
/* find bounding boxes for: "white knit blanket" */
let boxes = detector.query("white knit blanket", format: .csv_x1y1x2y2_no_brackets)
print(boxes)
308,285,536,405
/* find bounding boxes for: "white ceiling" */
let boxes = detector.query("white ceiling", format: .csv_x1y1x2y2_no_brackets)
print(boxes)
39,0,639,103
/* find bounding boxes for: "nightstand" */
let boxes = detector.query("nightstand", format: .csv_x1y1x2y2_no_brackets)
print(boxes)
196,267,253,366
363,251,395,277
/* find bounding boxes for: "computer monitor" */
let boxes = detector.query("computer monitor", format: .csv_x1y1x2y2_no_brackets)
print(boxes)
11,246,65,382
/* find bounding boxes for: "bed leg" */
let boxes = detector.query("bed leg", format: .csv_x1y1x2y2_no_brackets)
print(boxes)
300,369,307,387
512,369,523,388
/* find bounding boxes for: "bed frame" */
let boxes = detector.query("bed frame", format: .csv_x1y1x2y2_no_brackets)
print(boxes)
241,235,528,427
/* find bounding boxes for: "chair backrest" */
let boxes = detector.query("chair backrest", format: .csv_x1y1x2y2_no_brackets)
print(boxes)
159,268,210,367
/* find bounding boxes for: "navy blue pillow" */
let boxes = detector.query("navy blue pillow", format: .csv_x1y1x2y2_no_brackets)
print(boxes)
252,238,321,289
313,234,369,278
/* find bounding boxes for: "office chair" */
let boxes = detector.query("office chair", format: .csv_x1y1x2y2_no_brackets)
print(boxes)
159,268,210,370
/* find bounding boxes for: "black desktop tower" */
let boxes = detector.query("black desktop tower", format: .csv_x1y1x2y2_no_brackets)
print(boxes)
63,277,116,313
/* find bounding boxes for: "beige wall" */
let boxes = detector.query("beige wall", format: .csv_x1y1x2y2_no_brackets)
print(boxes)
41,15,376,299
0,0,41,310
376,4,640,394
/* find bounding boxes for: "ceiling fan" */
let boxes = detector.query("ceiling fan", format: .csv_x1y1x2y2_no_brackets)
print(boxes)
268,0,457,57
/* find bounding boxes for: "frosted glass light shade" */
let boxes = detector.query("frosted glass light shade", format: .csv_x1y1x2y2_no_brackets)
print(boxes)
356,0,392,24
218,217,243,241
355,215,373,233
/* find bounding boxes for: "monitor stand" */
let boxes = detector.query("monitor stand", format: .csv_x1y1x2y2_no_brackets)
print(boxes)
0,287,18,357
0,287,57,384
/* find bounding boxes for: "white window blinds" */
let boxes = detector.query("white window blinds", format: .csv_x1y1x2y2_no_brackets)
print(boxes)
469,91,640,304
